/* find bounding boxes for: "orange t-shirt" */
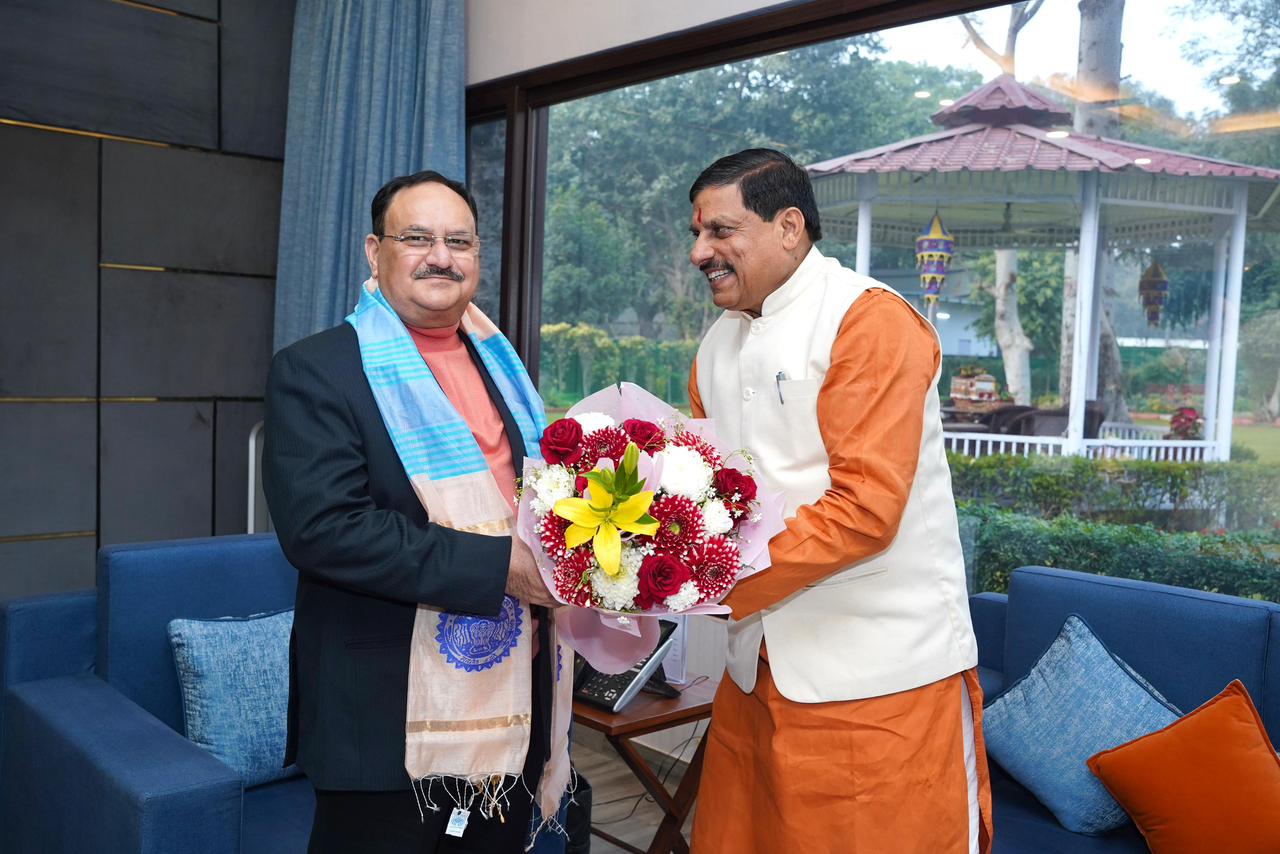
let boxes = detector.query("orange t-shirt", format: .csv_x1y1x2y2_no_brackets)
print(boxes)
405,323,518,512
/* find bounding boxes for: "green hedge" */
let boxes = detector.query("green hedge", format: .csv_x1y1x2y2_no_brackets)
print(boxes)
960,505,1280,600
948,453,1280,533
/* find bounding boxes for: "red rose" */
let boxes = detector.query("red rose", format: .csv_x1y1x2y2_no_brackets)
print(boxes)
636,554,692,609
575,476,589,494
714,468,757,510
621,419,666,453
540,419,584,466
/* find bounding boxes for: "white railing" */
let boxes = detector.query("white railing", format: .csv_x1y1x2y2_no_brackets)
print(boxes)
1082,439,1216,462
944,433,1067,457
1098,421,1167,440
945,432,1217,461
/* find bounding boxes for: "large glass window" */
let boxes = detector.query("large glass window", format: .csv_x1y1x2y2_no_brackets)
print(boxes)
467,118,507,324
525,0,1279,595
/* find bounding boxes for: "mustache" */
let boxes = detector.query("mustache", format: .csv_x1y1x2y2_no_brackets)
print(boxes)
411,264,464,282
700,261,734,274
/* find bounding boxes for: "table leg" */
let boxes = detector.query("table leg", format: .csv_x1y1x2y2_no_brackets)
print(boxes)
645,734,706,854
604,730,706,854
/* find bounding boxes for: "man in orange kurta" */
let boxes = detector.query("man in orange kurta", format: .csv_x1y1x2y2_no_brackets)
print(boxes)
684,149,992,853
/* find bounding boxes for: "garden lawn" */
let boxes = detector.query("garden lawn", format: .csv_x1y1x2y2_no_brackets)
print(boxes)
1233,424,1280,464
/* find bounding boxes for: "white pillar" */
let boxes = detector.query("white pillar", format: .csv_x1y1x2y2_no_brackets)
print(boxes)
856,200,872,276
1202,233,1228,449
1066,172,1102,455
1215,184,1249,461
1086,244,1105,400
855,174,875,276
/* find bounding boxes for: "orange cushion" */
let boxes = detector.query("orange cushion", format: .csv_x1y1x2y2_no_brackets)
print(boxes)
1087,680,1280,854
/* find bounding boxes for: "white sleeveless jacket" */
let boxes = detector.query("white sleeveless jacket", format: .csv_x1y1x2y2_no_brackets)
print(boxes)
695,247,977,703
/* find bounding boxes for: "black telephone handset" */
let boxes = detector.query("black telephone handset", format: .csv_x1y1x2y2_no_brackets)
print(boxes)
572,619,680,713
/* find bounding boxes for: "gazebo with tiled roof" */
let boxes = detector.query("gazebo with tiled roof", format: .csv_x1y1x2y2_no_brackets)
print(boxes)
807,75,1280,460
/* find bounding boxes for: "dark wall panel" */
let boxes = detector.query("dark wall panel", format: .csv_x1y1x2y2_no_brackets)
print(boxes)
0,125,98,396
214,402,265,536
100,403,213,546
0,537,96,600
221,0,296,159
100,271,274,398
0,404,96,539
102,143,283,276
0,0,217,148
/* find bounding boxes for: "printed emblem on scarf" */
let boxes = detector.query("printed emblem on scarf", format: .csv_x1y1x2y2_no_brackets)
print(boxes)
435,595,523,672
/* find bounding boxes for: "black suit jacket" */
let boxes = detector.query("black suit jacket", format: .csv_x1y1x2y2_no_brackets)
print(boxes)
263,322,548,791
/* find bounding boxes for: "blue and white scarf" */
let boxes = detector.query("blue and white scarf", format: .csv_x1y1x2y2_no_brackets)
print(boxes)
348,280,572,834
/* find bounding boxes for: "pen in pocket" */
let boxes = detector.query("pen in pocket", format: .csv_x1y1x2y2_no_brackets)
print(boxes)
775,371,787,404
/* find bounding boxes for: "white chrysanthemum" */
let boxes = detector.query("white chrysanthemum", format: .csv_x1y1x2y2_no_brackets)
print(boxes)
572,411,616,434
590,560,640,612
618,543,645,576
528,464,576,516
657,445,713,500
664,580,701,612
701,499,733,536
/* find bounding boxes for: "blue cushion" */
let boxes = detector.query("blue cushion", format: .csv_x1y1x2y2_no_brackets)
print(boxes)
168,609,298,786
97,533,298,733
1000,567,1278,739
984,614,1180,835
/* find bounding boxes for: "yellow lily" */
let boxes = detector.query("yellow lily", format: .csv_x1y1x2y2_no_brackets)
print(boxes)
554,478,658,576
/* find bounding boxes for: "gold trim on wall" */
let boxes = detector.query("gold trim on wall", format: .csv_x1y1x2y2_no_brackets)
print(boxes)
0,397,96,403
0,531,95,545
108,0,178,17
100,263,167,272
0,118,169,148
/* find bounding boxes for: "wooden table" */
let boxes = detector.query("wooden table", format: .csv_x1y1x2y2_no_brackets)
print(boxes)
573,676,719,854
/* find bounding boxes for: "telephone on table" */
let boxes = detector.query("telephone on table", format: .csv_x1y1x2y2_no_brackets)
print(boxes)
572,619,681,713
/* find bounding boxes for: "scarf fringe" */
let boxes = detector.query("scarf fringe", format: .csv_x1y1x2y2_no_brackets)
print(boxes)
411,773,524,824
521,764,579,851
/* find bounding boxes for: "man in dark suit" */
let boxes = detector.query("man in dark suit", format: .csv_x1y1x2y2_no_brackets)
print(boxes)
263,171,559,854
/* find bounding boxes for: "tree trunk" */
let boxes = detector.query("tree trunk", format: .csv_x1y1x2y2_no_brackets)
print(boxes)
1059,250,1079,404
1265,365,1280,422
1062,0,1125,408
992,250,1034,404
1097,300,1132,423
1074,0,1125,138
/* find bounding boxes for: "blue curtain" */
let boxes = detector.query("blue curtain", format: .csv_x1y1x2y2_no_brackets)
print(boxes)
273,0,467,350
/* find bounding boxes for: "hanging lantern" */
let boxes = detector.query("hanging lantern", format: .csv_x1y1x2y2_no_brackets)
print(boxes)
915,213,956,306
1138,260,1169,327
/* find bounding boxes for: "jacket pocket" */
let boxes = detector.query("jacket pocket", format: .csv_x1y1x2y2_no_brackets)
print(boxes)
806,564,889,589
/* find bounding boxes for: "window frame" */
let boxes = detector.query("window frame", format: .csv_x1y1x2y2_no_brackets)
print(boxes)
465,0,1004,378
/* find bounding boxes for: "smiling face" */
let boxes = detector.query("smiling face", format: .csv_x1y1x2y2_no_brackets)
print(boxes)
363,181,479,328
688,182,810,316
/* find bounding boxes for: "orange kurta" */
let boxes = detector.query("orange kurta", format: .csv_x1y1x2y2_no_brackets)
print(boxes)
688,292,992,853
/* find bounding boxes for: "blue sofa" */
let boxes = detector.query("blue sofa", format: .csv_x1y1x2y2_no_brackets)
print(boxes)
971,565,1280,853
1,534,568,854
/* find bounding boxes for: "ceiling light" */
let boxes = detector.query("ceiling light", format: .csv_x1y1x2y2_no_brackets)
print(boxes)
1134,157,1152,165
936,312,952,320
1219,74,1241,86
939,98,956,107
914,90,932,99
1046,130,1070,139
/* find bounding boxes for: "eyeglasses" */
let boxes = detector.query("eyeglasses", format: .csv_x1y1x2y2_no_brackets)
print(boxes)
377,231,480,254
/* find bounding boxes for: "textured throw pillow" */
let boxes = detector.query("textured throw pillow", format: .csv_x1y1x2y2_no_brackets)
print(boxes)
167,609,297,786
983,614,1180,834
1088,680,1280,853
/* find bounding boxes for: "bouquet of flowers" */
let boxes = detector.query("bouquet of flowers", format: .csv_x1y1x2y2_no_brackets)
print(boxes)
517,384,784,631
